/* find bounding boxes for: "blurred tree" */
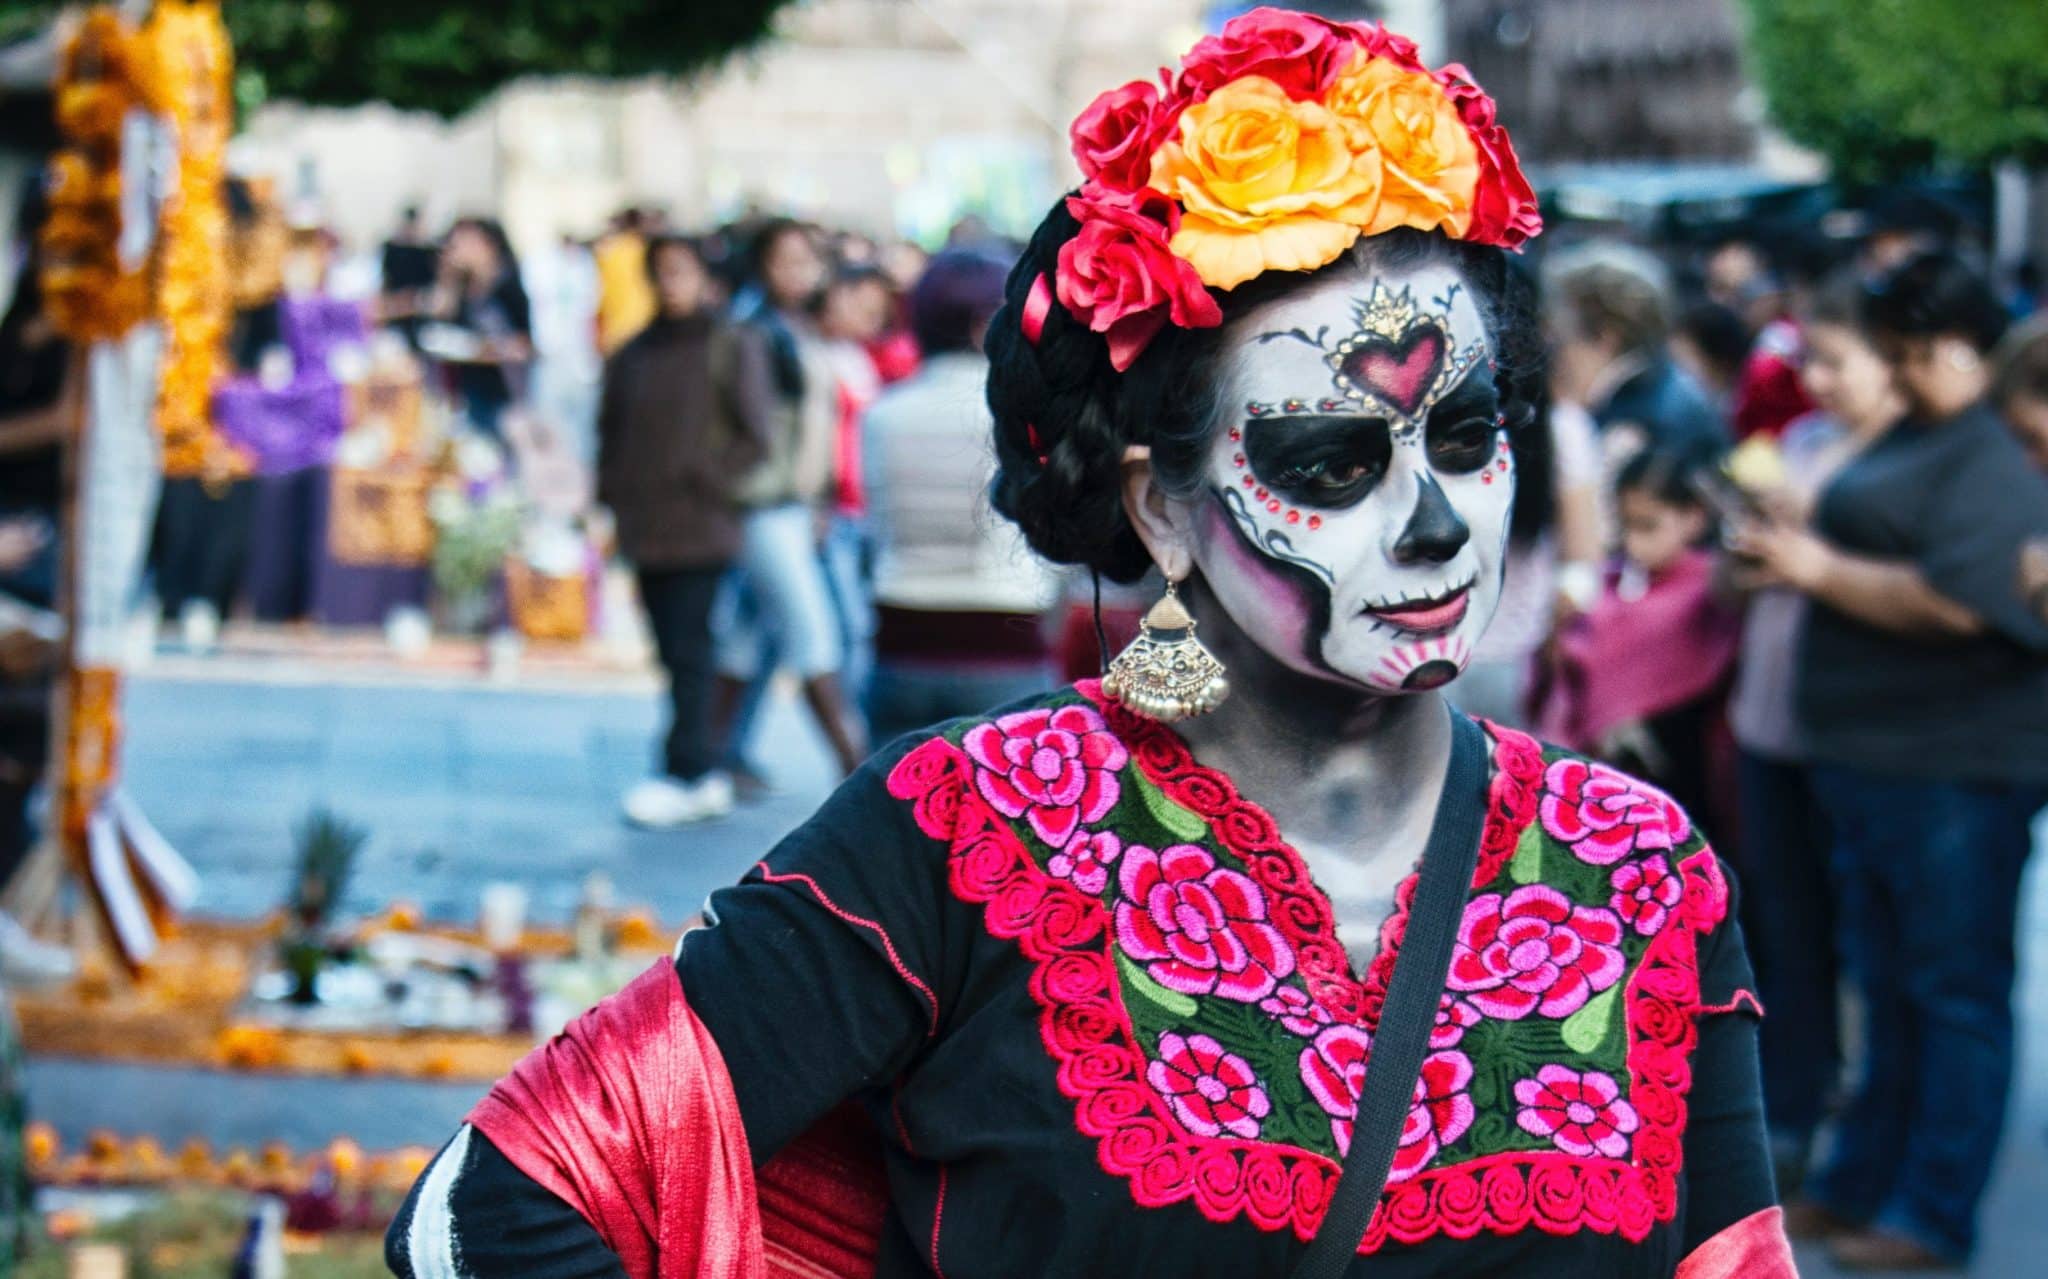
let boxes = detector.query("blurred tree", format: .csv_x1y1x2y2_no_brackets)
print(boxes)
0,0,797,117
1738,0,2048,180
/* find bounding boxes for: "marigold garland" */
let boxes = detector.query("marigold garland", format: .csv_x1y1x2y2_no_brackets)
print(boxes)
39,7,166,344
146,0,245,479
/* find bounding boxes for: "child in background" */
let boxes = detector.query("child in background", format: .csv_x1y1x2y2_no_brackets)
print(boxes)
1533,447,1743,821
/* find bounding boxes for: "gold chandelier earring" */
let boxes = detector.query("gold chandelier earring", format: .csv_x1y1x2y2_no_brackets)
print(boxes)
1103,577,1229,722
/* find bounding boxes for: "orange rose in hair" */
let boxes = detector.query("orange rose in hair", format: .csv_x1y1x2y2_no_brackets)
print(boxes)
1327,53,1480,238
1149,76,1379,291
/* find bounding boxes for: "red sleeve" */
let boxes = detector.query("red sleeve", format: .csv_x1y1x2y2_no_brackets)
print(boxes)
466,961,764,1279
1676,1206,1798,1278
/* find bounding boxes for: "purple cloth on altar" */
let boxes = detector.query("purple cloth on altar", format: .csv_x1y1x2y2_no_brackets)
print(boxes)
281,296,369,371
214,376,347,475
306,470,429,628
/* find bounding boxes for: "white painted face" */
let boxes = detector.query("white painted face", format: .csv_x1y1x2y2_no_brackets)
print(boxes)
1189,262,1514,694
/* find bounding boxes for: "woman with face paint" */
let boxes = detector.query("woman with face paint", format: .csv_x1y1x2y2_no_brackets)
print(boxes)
389,13,1790,1279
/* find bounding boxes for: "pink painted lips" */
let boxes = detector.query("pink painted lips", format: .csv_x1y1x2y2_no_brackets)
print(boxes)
1365,584,1472,635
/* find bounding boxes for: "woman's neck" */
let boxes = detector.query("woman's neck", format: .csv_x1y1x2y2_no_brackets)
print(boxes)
1167,577,1453,848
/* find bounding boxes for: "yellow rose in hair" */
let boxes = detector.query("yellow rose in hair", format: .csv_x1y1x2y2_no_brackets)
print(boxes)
1149,76,1379,291
1327,53,1480,238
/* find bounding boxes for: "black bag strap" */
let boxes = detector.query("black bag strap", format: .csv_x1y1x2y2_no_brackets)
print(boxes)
1292,711,1490,1279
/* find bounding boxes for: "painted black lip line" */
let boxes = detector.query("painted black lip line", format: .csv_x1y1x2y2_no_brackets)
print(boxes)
1358,577,1476,616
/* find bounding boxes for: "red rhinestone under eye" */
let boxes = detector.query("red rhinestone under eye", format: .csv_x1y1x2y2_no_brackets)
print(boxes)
1308,515,1322,530
1267,498,1282,513
1286,509,1300,525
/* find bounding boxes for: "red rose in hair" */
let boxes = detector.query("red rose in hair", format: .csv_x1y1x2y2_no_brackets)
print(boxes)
1178,6,1360,101
1057,185,1222,372
1070,74,1180,192
1433,65,1542,248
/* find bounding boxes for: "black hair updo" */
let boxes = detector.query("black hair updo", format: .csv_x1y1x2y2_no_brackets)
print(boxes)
986,197,1542,583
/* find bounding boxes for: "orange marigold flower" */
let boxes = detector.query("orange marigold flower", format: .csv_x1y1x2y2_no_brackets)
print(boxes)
1326,52,1480,238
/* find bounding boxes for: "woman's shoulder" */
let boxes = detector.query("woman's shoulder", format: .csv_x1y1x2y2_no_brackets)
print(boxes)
1480,723,1730,923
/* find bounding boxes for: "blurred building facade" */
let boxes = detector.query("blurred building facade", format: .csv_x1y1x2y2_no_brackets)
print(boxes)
233,0,1217,258
1442,0,1759,164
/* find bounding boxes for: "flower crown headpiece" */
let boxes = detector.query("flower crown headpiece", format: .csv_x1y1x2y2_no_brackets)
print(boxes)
1024,7,1541,374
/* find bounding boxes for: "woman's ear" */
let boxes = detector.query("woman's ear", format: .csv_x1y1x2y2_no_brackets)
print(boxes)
1120,445,1197,581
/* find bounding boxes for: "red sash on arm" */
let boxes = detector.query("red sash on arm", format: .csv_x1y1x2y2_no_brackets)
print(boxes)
468,959,886,1279
1675,1206,1798,1279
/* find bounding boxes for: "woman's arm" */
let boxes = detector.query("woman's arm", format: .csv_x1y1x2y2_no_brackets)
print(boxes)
1727,520,1983,639
388,1126,625,1279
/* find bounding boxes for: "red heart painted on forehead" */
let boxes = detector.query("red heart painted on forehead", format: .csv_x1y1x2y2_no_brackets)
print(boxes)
1338,326,1445,417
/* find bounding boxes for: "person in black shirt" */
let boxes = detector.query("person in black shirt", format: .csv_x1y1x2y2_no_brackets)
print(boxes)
1736,252,2048,1272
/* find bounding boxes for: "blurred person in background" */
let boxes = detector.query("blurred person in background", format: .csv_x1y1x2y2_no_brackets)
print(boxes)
1531,446,1740,823
1546,242,1726,480
814,265,893,705
594,206,661,356
1721,273,1904,1192
861,248,1058,745
1671,298,1751,417
711,220,867,781
429,217,532,441
1734,251,2048,1272
1992,313,2048,470
602,236,772,828
378,203,438,349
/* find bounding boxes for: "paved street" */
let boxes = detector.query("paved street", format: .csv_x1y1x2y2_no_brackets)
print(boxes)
27,666,2048,1276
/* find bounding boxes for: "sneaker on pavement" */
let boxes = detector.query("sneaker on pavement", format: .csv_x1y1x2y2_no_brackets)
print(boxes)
622,774,732,828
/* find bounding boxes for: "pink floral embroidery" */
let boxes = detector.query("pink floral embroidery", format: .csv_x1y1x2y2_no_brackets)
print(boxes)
1147,1031,1270,1140
1609,855,1684,937
1258,985,1333,1036
1115,842,1296,1002
1431,994,1481,1049
1514,1066,1640,1159
1048,829,1124,895
1447,885,1626,1020
962,704,1128,847
1538,758,1690,866
1301,1026,1473,1176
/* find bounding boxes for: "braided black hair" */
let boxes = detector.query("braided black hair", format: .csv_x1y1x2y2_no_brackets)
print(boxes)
986,198,1543,583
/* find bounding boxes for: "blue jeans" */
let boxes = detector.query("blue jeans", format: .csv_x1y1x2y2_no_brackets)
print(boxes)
1736,750,1839,1155
1806,765,2045,1260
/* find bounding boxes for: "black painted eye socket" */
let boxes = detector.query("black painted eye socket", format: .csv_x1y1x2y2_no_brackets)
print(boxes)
1245,415,1393,509
1427,417,1497,474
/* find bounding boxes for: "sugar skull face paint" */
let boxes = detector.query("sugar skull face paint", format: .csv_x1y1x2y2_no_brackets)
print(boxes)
1195,263,1513,694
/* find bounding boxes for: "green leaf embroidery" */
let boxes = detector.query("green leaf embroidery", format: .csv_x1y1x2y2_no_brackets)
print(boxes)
1508,820,1545,885
1134,773,1210,843
1116,948,1199,1019
1560,982,1621,1055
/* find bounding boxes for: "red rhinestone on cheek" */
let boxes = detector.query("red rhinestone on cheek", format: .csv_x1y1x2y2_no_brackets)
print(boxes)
1228,427,1242,442
1267,498,1282,513
1307,515,1322,531
1481,473,1494,485
1255,487,1268,501
1233,453,1246,468
1286,509,1301,525
1242,475,1256,488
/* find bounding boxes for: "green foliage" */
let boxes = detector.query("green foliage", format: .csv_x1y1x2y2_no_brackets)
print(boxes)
289,806,368,924
1737,0,2048,180
0,1,796,117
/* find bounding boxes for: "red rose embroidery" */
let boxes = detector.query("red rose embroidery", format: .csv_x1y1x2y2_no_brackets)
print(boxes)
1431,994,1481,1049
1070,74,1179,192
1147,1031,1271,1139
1178,7,1361,100
1447,885,1626,1020
1115,842,1296,1001
1057,185,1222,372
1609,854,1684,936
1300,1025,1473,1175
1538,758,1692,866
1514,1065,1641,1159
962,703,1128,847
1049,829,1124,896
1258,984,1333,1036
